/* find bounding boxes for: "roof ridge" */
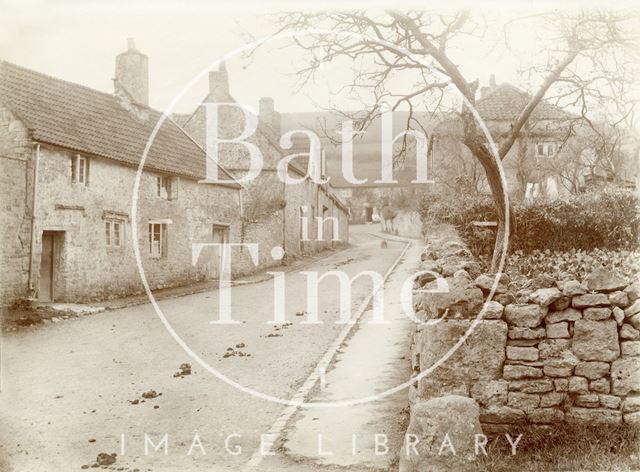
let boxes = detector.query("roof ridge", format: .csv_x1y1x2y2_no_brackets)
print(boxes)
0,59,154,111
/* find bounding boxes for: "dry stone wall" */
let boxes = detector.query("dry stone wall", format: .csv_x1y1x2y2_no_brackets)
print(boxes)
408,233,640,432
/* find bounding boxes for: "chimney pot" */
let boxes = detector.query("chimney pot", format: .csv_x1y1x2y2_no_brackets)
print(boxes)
127,38,136,52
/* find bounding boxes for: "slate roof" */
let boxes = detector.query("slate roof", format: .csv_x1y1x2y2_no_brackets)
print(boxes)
0,61,238,185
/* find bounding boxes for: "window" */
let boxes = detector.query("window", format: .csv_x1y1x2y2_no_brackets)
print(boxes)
157,175,178,200
71,154,89,185
535,142,557,158
105,219,124,247
149,223,168,258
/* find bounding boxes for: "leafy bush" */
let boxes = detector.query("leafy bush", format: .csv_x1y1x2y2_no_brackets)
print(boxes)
419,187,640,256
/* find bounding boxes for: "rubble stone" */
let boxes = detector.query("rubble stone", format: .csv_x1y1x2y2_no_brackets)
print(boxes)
506,346,538,361
572,320,620,361
567,408,621,424
545,308,581,324
611,357,640,396
504,304,547,328
584,269,627,293
529,288,562,307
546,322,570,339
574,361,610,380
572,293,610,309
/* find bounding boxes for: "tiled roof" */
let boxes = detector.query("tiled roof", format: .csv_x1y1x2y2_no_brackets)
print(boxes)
0,61,238,185
475,83,574,121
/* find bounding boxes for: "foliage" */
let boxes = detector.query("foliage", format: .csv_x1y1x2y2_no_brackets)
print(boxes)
419,187,640,256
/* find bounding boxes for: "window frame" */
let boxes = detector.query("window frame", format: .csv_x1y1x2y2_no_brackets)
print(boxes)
148,222,168,258
71,154,89,185
105,218,124,248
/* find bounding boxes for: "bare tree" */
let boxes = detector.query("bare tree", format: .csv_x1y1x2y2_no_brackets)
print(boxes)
275,10,638,269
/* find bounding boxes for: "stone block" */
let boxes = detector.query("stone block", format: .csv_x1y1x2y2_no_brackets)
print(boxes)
572,293,610,309
572,320,620,361
622,396,640,413
508,392,540,410
613,307,625,326
529,408,564,423
550,296,571,311
584,269,627,293
481,300,504,320
400,396,482,472
624,299,640,318
543,351,578,377
620,324,640,340
529,287,562,307
538,339,571,359
546,322,570,339
508,379,554,393
583,307,612,321
505,304,547,328
574,361,610,380
479,405,525,424
609,291,629,308
540,392,565,408
568,376,589,394
611,357,640,396
506,346,538,361
599,394,621,409
621,341,640,357
422,277,484,319
503,365,543,380
554,378,569,392
508,327,546,340
589,378,610,394
566,407,622,424
418,320,507,398
575,394,600,407
470,380,508,406
624,281,640,303
562,280,586,296
546,308,581,324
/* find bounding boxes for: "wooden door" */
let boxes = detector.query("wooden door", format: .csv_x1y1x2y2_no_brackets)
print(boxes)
210,226,229,280
39,232,54,302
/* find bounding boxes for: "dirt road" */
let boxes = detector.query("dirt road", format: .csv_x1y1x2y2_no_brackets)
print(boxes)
0,225,417,472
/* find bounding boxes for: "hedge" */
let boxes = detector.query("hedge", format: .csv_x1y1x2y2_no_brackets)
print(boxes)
418,187,639,255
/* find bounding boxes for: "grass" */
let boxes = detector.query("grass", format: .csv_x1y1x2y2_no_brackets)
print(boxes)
480,423,640,471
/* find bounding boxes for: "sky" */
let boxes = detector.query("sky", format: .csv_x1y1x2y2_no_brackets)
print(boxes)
0,0,638,117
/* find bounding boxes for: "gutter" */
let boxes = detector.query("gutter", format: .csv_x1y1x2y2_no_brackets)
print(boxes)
27,142,40,295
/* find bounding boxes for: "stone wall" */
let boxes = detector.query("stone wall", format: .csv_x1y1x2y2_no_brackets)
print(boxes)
408,232,640,433
0,104,33,307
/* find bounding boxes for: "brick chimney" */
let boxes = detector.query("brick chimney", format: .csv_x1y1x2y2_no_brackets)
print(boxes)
480,74,498,99
259,97,281,137
208,61,229,98
114,38,149,106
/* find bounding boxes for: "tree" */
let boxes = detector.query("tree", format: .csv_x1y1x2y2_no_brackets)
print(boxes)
275,10,638,269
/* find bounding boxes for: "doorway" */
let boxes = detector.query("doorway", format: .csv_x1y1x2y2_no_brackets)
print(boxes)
210,224,229,280
39,231,63,302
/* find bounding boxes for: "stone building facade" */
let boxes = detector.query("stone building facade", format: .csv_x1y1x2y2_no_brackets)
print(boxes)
179,64,349,269
0,43,244,307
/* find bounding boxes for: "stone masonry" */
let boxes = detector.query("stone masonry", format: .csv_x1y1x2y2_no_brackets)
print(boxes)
407,234,640,435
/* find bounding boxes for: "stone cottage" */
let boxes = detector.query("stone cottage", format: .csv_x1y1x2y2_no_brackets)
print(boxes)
178,64,349,269
431,75,608,199
0,40,244,307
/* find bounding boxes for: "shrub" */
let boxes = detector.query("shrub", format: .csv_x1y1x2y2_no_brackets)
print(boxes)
419,187,640,256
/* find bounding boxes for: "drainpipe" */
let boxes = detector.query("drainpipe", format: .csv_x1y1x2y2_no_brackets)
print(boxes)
27,142,41,296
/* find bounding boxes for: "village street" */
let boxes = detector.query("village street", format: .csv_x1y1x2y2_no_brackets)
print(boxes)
0,225,421,472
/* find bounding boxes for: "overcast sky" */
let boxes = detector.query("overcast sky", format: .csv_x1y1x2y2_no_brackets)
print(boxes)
1,0,637,116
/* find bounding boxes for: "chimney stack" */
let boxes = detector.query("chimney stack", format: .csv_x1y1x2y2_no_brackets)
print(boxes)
490,74,496,87
114,38,149,106
259,97,281,136
208,61,229,98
